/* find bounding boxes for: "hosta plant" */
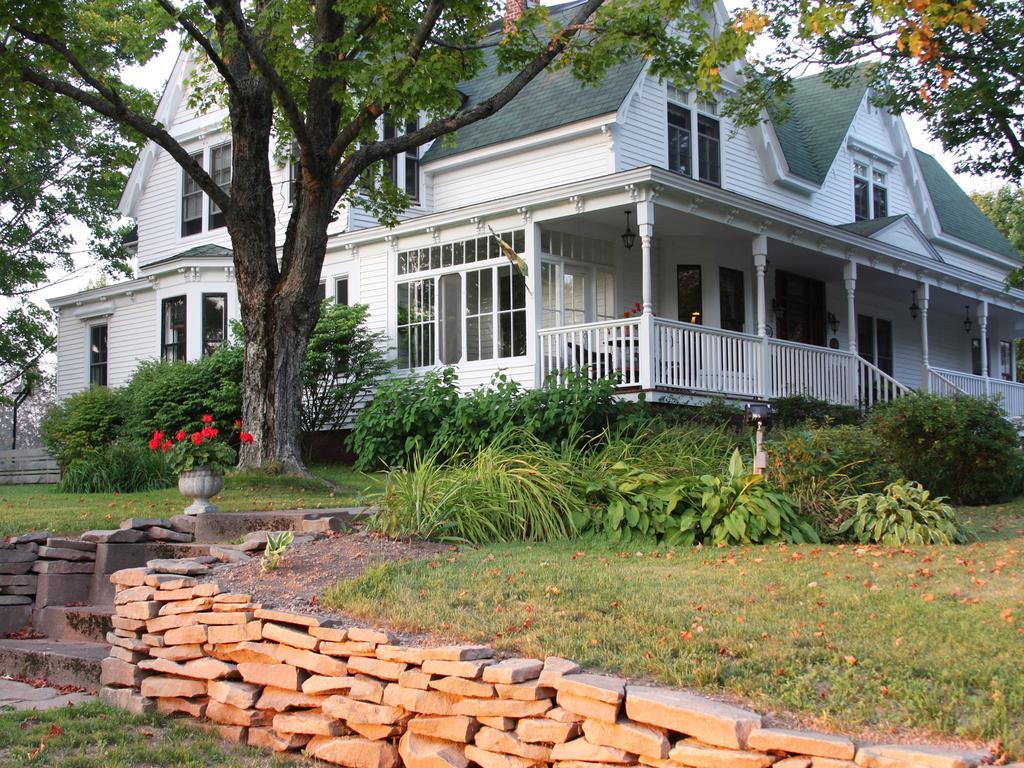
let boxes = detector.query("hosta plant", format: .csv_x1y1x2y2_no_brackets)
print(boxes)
838,480,969,546
599,449,819,546
261,531,294,572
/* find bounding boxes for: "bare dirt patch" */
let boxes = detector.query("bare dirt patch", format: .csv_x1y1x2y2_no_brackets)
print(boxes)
213,527,446,620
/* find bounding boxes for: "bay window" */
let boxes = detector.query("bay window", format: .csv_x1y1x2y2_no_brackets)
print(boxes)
396,231,527,369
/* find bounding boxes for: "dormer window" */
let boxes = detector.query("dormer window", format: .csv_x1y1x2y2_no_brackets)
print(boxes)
383,119,421,204
854,161,888,221
667,90,720,186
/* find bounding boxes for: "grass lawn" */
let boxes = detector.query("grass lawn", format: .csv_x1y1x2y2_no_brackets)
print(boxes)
324,501,1024,757
0,700,304,767
0,464,383,537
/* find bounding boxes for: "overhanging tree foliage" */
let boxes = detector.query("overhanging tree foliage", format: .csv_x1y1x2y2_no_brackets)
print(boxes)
0,78,137,403
0,0,982,472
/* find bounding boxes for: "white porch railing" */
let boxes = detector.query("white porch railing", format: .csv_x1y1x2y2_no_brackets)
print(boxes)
929,366,1024,418
538,317,642,387
538,317,909,407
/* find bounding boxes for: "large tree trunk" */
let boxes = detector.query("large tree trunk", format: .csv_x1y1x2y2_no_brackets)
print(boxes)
225,82,335,474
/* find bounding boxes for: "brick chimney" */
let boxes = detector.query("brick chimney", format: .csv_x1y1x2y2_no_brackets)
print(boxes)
503,0,529,32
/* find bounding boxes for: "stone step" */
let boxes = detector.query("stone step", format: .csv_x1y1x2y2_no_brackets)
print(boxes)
0,639,107,690
190,508,364,543
34,605,114,643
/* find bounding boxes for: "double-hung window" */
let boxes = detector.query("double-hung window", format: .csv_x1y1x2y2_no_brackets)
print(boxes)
335,277,349,305
89,324,108,386
857,314,893,376
396,231,527,369
853,161,888,221
666,92,720,185
161,296,187,362
383,119,421,203
208,143,231,230
181,152,204,236
181,144,232,235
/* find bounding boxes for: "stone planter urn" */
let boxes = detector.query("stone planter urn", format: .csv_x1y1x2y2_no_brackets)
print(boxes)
178,466,224,515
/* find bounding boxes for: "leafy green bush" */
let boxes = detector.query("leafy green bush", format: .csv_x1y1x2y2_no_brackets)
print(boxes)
769,394,863,428
372,432,589,543
57,441,174,493
768,424,900,536
838,480,969,545
121,344,243,441
350,368,630,470
302,302,391,435
595,449,818,546
41,386,125,468
349,368,460,470
869,393,1024,504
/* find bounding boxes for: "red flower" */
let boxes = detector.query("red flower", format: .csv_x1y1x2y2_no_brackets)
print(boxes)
239,432,254,444
200,426,218,439
160,440,172,453
234,419,242,428
148,430,164,451
201,414,214,424
190,432,203,445
175,430,187,442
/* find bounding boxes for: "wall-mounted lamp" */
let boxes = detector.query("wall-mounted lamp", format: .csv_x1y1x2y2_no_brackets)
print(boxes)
963,305,973,334
621,210,636,250
827,311,839,335
908,290,920,320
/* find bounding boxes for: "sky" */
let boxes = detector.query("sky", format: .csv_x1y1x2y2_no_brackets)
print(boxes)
23,8,1008,314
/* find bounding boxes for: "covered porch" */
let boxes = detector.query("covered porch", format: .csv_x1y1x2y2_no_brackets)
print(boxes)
528,180,1024,417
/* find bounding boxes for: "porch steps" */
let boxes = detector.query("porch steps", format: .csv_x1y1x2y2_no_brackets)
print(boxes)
33,606,113,644
0,639,107,690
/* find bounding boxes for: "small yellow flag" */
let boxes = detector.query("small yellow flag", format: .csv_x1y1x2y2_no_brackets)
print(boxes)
489,227,530,292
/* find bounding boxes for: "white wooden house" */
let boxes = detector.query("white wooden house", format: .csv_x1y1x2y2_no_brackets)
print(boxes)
49,1,1024,418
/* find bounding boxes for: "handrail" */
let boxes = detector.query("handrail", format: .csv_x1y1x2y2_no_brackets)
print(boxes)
858,358,911,398
926,366,967,395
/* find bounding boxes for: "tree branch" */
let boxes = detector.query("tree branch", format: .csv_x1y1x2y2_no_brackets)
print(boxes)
152,0,240,92
215,0,314,156
3,37,229,210
331,0,606,195
327,0,446,163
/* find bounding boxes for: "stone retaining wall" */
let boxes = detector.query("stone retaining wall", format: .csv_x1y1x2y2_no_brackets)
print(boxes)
99,565,995,768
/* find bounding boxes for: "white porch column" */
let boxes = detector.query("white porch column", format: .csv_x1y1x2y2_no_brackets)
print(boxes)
844,260,858,403
752,235,769,399
919,282,930,391
978,300,990,392
637,200,655,391
753,235,768,337
527,222,543,387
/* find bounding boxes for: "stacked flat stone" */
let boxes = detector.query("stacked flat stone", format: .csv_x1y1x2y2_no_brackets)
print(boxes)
98,566,994,768
0,535,44,620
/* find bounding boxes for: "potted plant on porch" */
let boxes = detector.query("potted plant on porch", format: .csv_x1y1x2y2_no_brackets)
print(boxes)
148,415,253,515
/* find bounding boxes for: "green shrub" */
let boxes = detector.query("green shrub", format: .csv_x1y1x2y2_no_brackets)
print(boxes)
869,393,1024,504
372,433,589,543
350,368,631,470
301,302,391,436
57,441,175,493
349,368,460,470
595,449,819,546
838,480,969,545
768,424,900,537
121,344,243,440
769,394,863,428
41,386,125,468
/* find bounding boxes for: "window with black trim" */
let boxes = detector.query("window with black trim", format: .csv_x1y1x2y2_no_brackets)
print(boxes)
335,277,349,305
719,267,744,332
161,296,187,362
202,293,227,357
208,143,232,230
972,338,984,376
677,265,702,324
857,314,893,376
316,281,326,303
667,91,720,185
697,114,721,184
89,324,108,386
854,161,888,221
382,119,421,203
667,104,691,177
181,152,203,236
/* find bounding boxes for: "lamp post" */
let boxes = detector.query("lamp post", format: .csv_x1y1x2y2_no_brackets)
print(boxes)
745,402,773,476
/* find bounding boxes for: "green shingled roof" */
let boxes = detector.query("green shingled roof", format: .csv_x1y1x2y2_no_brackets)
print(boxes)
913,149,1019,260
770,69,868,185
838,214,906,237
421,4,644,162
